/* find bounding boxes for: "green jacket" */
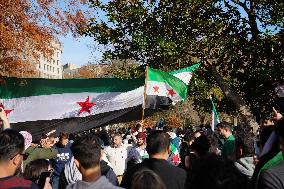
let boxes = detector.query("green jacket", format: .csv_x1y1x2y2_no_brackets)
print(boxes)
255,151,284,189
221,135,235,157
23,146,58,170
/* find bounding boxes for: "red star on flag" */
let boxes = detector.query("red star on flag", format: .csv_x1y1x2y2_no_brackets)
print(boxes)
167,89,176,97
0,104,13,116
172,154,181,165
153,86,159,93
76,96,95,115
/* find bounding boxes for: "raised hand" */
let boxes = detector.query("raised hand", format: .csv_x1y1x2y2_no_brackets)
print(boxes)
272,107,283,121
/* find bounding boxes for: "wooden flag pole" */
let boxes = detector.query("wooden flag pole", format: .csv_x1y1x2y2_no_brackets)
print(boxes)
142,65,149,123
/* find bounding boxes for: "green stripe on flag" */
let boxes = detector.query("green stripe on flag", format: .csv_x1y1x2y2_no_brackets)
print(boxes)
170,62,201,75
0,77,145,99
147,68,188,100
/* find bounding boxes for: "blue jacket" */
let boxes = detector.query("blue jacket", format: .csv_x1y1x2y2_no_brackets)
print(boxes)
52,143,72,176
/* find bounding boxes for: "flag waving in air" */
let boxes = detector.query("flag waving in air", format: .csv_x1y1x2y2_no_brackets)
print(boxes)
144,63,200,109
210,96,220,131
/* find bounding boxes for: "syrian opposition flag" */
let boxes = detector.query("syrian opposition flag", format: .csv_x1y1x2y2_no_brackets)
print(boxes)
0,77,148,139
0,77,145,124
144,63,200,109
210,96,220,131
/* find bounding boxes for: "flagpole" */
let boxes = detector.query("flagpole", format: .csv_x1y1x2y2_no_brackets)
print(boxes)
142,65,149,123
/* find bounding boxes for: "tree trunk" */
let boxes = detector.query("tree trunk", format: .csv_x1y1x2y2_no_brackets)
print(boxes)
210,65,259,134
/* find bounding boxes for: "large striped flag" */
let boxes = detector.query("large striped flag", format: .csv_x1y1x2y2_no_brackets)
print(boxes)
210,96,220,131
0,77,146,139
0,63,200,138
0,77,144,123
144,63,200,109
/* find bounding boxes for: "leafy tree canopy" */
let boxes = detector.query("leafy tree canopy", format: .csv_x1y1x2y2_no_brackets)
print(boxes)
84,0,284,119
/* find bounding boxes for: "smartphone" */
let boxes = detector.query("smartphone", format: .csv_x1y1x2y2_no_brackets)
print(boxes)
37,171,52,189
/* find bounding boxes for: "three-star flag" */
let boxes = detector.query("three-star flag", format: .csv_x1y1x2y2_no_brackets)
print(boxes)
144,63,200,109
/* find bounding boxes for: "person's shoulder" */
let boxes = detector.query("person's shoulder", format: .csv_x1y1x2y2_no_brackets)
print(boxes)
264,161,284,176
169,163,187,175
259,164,284,189
0,176,38,189
154,159,186,176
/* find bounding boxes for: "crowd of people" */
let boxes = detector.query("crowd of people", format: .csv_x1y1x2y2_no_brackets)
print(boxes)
1,106,284,189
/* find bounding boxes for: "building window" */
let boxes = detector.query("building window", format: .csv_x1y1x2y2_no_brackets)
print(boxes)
57,60,59,65
53,67,54,72
44,64,46,70
47,65,49,71
57,52,59,58
57,68,60,74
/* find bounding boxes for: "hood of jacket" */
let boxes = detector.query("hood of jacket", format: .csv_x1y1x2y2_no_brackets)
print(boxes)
234,157,255,179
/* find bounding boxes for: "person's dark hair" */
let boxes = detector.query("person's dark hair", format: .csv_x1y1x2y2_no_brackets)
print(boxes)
235,130,254,157
188,154,249,189
216,122,233,132
0,129,25,162
131,169,166,189
146,130,170,155
207,135,219,154
59,132,69,140
191,135,210,157
259,126,274,147
135,123,142,131
23,159,49,183
71,134,101,169
162,126,171,132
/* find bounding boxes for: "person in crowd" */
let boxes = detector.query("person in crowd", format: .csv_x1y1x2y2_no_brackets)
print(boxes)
190,135,211,158
51,132,72,189
192,134,218,155
121,130,187,189
104,134,131,182
216,122,235,159
187,154,250,189
98,127,112,146
258,113,284,189
24,159,53,189
131,169,166,189
128,132,148,167
186,134,219,171
251,109,282,188
178,140,189,169
184,131,202,170
66,134,122,189
22,132,58,170
234,128,255,180
0,129,50,189
60,152,118,188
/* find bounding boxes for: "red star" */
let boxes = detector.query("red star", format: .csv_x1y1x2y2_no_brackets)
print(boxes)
0,104,13,116
153,86,159,93
76,96,95,115
172,154,181,164
167,89,176,97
